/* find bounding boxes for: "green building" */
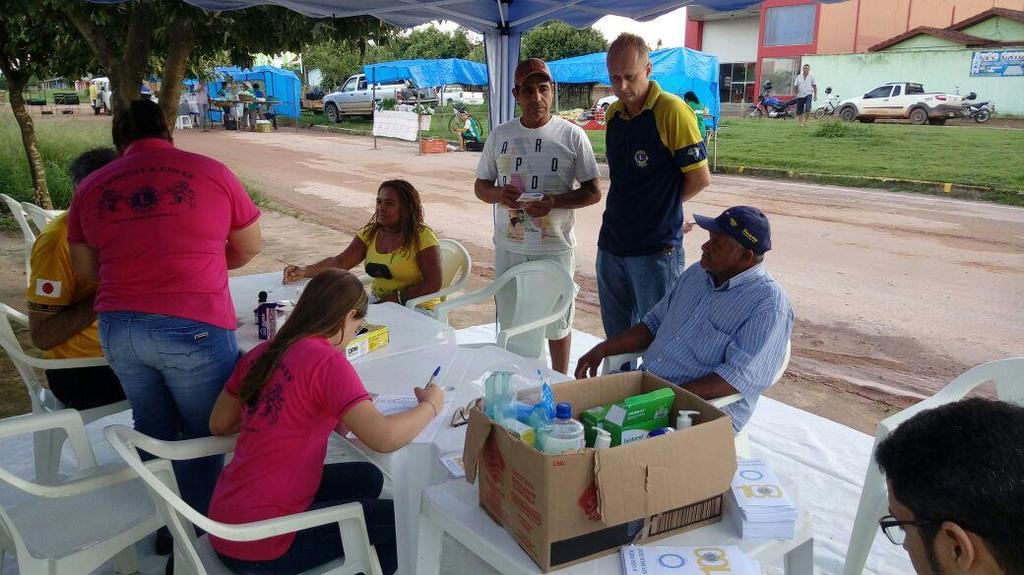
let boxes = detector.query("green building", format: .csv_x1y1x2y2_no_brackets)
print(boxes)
804,8,1024,117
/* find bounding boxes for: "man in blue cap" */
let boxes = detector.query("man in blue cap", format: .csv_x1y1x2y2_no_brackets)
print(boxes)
576,206,793,431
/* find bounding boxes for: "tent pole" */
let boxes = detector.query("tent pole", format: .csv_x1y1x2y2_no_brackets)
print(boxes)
372,72,377,150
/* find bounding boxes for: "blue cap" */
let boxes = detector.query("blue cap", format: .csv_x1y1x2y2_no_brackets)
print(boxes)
556,402,572,419
694,206,772,255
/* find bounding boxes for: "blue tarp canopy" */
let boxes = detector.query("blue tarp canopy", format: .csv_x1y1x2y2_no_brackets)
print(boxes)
363,58,488,88
548,47,721,128
92,0,845,129
188,65,302,118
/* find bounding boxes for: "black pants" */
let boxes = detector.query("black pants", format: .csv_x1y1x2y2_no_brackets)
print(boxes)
217,462,397,575
45,365,126,410
796,94,813,115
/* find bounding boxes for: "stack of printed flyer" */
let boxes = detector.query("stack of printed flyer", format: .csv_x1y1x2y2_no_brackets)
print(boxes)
620,545,760,575
726,458,798,540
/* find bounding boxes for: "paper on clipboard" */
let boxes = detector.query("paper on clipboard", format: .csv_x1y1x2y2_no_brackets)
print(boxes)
348,394,452,444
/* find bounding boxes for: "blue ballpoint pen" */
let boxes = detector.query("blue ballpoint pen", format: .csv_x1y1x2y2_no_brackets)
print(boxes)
426,366,441,388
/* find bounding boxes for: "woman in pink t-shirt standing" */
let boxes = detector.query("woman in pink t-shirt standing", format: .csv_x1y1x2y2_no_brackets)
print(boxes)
207,269,444,574
67,99,262,530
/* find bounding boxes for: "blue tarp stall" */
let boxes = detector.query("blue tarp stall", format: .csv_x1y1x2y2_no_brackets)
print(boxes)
547,47,721,128
190,65,302,120
362,58,488,88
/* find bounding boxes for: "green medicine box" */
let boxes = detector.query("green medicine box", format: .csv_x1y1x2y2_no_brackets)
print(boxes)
582,388,676,447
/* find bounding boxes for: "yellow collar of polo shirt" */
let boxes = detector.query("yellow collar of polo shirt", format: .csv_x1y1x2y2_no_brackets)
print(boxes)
609,80,664,121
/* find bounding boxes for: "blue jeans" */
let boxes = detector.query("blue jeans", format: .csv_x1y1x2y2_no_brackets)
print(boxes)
596,242,684,339
217,462,397,575
98,312,239,516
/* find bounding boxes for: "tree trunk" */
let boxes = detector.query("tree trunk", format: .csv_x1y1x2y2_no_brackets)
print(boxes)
66,1,154,121
0,67,53,209
159,13,197,133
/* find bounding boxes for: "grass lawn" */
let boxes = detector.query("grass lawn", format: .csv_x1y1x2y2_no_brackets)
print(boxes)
0,112,113,210
586,117,1024,192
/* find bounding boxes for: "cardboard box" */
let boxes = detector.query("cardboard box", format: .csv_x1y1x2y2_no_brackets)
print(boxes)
344,324,388,361
463,372,737,572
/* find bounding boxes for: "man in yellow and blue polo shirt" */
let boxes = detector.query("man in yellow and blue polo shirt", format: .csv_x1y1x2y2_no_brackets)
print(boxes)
597,33,712,341
26,147,126,410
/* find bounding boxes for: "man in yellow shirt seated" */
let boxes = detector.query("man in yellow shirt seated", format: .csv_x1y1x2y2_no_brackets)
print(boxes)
26,147,126,410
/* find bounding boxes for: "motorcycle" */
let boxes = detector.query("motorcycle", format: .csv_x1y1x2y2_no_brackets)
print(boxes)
813,87,840,119
962,93,995,123
748,81,800,119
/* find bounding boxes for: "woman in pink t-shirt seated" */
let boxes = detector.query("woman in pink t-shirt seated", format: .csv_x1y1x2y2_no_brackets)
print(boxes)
207,269,444,574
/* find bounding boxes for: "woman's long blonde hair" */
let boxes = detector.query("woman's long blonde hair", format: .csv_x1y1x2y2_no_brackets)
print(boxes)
238,269,368,407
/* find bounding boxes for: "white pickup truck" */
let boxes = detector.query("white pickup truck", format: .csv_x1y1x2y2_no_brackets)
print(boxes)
322,74,437,122
837,82,967,125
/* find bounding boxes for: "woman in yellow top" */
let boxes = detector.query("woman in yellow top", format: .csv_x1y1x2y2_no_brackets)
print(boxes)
284,180,443,309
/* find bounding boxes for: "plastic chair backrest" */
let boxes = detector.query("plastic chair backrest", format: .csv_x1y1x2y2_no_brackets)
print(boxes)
105,425,233,575
842,356,1024,575
437,238,471,295
495,260,574,359
104,425,380,575
0,304,55,413
1,194,36,286
21,202,61,231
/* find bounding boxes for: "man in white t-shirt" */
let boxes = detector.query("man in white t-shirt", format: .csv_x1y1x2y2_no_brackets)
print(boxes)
793,63,817,126
474,58,602,374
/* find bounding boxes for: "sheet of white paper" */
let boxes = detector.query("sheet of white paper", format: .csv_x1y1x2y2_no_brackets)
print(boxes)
348,394,452,444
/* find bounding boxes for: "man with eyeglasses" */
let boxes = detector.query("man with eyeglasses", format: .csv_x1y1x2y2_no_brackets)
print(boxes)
875,397,1024,575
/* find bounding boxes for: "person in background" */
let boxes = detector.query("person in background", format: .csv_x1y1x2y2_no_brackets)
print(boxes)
452,110,480,151
576,206,792,432
208,269,443,575
875,398,1024,575
683,91,707,141
283,179,442,310
793,63,817,127
26,147,126,411
88,81,99,115
67,98,262,520
244,82,264,131
473,58,602,374
598,33,711,348
195,80,209,132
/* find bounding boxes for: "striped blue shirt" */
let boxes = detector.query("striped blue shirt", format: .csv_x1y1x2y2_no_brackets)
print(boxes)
642,262,793,431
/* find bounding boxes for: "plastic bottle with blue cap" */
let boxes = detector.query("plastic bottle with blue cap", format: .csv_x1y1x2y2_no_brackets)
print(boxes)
541,402,584,454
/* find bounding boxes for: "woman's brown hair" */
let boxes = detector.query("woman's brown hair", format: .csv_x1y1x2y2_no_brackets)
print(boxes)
238,269,368,407
362,179,426,254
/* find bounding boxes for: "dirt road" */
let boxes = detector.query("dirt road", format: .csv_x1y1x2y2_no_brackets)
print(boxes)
17,124,1016,432
167,127,1024,431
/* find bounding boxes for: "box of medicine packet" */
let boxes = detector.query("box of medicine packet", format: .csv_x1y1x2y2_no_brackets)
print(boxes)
344,324,388,361
462,371,737,572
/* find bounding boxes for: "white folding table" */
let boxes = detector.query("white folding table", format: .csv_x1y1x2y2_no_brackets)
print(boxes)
228,272,569,575
416,479,814,575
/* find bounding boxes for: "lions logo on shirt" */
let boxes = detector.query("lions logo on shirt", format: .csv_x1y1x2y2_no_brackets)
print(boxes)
634,149,649,168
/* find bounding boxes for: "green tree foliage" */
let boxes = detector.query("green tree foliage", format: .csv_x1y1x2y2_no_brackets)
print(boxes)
303,39,363,91
391,26,475,60
64,0,383,129
1,4,94,207
521,21,608,62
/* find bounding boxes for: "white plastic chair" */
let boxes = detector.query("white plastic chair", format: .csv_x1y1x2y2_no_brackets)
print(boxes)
600,339,792,458
0,303,129,484
175,115,194,130
356,238,473,312
405,238,472,310
1,194,36,287
20,202,63,231
0,410,162,575
104,425,383,575
434,259,575,361
842,357,1024,575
